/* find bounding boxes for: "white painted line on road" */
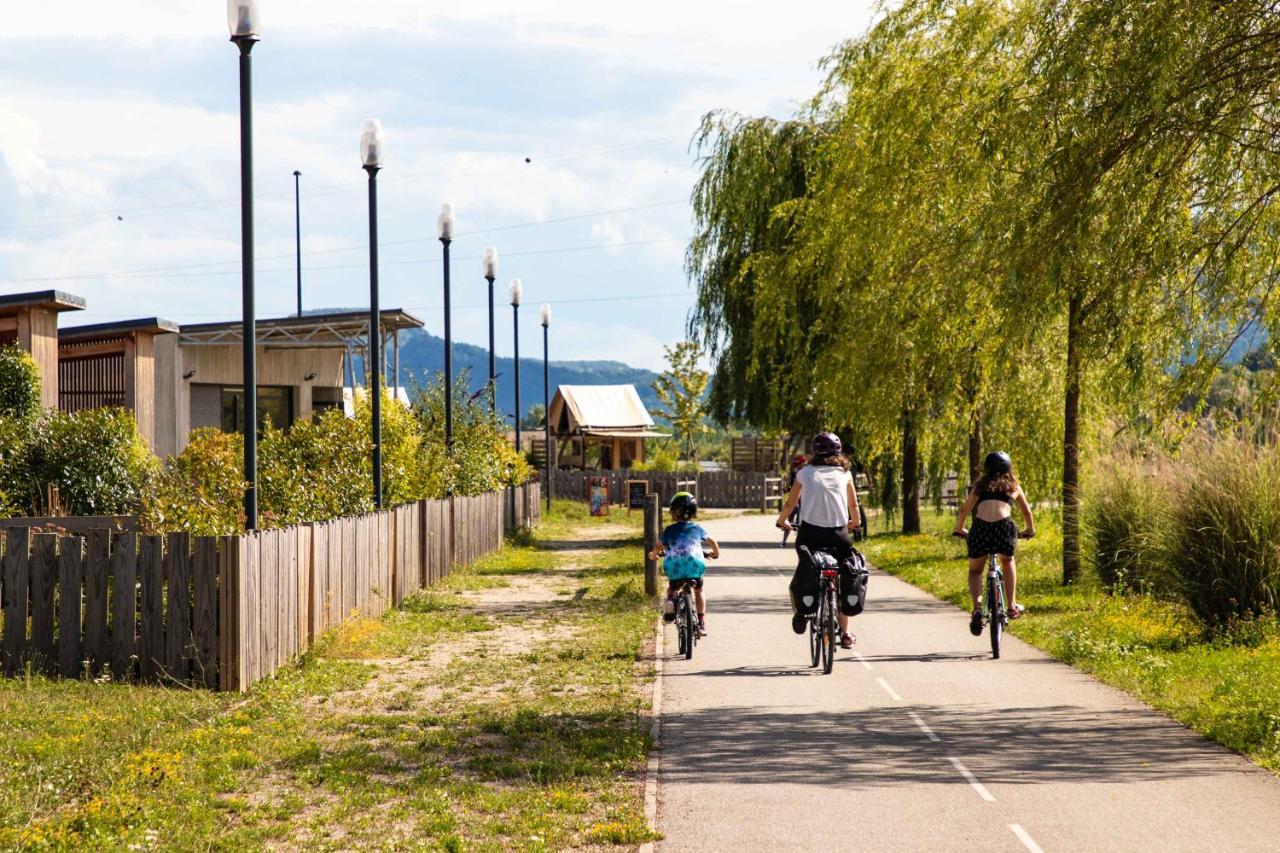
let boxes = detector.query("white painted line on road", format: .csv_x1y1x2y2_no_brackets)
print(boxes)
876,677,902,701
907,711,940,742
853,651,873,670
1009,824,1045,853
947,757,996,801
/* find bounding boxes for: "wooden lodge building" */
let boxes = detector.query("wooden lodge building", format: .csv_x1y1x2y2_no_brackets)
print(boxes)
2,290,423,456
547,384,669,470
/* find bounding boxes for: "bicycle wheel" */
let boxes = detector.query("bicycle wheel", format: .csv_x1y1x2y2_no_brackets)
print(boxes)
808,610,820,667
987,576,1002,660
821,588,836,674
675,598,688,657
682,593,695,660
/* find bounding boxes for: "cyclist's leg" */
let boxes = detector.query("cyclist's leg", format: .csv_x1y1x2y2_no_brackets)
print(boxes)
967,557,986,611
999,553,1018,611
693,579,706,615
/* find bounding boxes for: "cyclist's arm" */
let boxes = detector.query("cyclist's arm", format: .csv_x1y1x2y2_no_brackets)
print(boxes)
776,480,802,525
954,490,977,534
845,479,861,529
1015,489,1035,536
702,536,720,559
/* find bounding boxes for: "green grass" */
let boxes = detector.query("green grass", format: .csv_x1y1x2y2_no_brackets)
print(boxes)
0,501,657,850
862,510,1280,772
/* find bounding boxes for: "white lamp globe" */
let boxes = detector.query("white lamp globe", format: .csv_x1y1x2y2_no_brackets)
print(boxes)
360,119,384,168
437,203,456,240
540,304,551,327
227,0,261,38
483,248,499,279
509,279,523,307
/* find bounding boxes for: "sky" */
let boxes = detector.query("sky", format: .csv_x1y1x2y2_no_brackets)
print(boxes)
0,1,877,371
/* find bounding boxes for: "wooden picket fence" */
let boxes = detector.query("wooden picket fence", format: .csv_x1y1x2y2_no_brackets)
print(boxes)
0,482,541,692
549,469,770,509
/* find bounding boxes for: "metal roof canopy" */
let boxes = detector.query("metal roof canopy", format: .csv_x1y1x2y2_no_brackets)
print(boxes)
178,308,424,349
0,290,87,317
60,317,181,344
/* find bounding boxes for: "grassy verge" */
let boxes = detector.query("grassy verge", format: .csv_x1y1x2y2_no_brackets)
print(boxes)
0,500,656,850
861,510,1280,772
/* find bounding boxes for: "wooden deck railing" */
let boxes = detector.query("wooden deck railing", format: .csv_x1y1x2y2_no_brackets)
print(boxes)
0,482,541,692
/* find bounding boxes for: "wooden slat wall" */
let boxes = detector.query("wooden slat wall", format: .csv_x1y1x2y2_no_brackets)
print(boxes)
0,482,540,693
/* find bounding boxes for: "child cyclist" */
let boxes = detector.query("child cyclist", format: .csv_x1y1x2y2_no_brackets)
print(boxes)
647,492,720,635
953,451,1036,635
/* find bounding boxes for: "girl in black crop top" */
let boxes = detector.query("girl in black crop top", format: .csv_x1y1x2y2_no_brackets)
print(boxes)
953,454,1036,634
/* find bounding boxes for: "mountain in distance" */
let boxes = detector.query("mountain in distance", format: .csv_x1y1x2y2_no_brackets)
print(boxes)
394,327,662,420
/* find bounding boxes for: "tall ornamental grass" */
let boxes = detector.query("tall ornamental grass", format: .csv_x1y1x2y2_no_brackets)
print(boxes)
1087,435,1280,626
1085,454,1171,594
1166,438,1280,625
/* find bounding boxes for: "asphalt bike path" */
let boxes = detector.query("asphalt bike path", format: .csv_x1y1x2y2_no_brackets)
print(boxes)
654,514,1280,852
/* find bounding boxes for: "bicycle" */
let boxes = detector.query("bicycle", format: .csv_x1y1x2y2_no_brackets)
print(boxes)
953,529,1032,659
671,578,701,660
797,546,841,674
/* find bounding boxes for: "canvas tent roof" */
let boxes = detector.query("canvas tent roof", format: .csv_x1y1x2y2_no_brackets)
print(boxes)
554,385,668,437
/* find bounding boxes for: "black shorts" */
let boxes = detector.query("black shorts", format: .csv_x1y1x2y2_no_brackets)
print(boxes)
667,578,704,593
968,517,1017,559
794,522,854,563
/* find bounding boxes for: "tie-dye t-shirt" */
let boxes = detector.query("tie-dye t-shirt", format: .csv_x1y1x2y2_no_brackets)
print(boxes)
660,521,709,580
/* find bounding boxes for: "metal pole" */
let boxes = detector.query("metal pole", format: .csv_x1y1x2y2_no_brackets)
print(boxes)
365,165,382,509
235,37,258,531
393,328,400,397
513,304,521,454
442,237,453,450
293,169,302,316
544,321,552,511
486,274,496,414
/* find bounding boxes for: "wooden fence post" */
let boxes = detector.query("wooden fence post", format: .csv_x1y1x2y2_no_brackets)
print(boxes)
643,493,659,597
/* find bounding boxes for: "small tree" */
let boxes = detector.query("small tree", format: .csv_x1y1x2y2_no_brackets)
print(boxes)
651,341,711,462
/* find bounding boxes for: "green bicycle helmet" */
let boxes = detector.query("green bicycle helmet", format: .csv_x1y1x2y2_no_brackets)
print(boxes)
669,491,698,518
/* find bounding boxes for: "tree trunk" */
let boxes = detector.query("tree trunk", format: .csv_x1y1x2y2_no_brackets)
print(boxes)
1062,293,1083,585
967,411,983,490
901,407,921,535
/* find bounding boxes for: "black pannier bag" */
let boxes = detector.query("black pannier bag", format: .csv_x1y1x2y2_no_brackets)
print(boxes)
840,549,870,616
789,558,820,616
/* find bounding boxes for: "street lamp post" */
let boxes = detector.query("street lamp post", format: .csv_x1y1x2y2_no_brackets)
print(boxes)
361,118,384,508
293,169,302,316
509,279,523,454
540,303,553,511
482,248,498,414
438,203,456,450
229,0,260,531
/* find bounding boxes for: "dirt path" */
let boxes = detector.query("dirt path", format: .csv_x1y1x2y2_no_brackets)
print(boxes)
227,517,659,851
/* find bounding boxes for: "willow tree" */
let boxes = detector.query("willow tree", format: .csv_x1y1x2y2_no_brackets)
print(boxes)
686,114,834,446
989,0,1280,582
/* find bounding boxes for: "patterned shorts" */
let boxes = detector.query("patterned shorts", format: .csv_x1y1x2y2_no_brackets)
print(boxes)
967,517,1017,559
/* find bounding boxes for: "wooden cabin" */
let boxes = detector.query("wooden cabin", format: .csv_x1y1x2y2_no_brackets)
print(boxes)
547,384,669,470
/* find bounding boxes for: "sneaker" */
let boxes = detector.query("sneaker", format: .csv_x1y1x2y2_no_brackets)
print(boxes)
791,614,807,635
697,616,707,636
663,599,676,623
840,633,855,649
969,609,983,637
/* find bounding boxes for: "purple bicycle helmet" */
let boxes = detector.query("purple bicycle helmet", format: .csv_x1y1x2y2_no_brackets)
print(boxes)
811,432,842,455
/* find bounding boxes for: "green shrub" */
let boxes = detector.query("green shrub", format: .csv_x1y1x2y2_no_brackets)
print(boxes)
18,408,157,516
1165,437,1280,625
1085,454,1172,593
259,408,374,526
0,344,40,422
143,428,245,535
412,375,533,496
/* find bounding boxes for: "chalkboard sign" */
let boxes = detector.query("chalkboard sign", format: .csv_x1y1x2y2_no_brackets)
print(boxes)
626,480,648,512
588,476,611,517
